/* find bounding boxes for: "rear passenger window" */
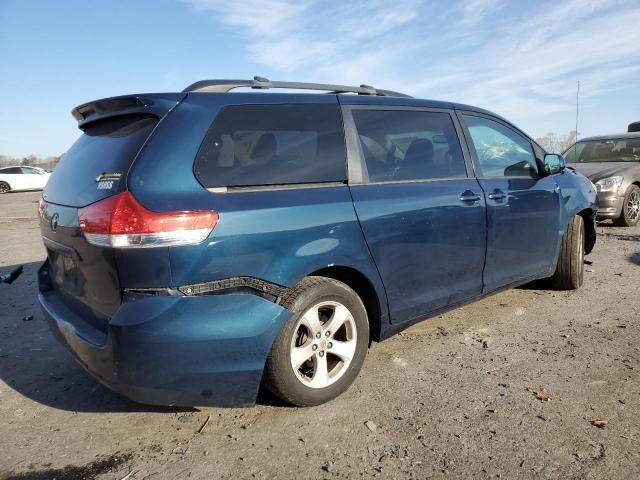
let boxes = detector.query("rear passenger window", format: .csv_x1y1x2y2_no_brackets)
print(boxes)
351,110,466,182
194,104,346,188
461,115,538,178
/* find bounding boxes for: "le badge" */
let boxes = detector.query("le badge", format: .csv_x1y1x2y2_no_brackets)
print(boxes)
96,172,122,190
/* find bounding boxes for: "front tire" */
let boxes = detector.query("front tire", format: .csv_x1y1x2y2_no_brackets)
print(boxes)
551,215,584,290
614,184,640,227
0,181,10,194
263,276,369,406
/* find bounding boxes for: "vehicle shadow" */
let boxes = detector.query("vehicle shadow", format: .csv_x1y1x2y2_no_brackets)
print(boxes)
0,261,194,413
517,279,551,291
601,232,640,242
629,253,640,266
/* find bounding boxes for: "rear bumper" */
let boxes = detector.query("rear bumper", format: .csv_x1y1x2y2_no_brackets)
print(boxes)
595,192,623,219
38,265,291,407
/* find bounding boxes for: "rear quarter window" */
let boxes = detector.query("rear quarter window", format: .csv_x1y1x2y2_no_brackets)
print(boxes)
194,104,346,188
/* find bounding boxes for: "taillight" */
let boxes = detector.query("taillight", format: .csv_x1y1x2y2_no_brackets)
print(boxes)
78,192,218,248
38,198,45,218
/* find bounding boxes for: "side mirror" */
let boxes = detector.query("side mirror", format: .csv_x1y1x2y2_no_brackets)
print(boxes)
543,153,565,175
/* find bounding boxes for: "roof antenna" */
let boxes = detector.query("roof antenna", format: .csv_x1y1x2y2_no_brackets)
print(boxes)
573,79,580,164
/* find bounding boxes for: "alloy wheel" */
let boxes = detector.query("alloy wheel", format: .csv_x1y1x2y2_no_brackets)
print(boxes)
290,300,357,389
626,189,640,223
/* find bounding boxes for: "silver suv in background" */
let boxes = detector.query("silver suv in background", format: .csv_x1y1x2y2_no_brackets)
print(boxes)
564,132,640,226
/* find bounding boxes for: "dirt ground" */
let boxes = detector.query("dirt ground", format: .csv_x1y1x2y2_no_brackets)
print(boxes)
1,191,639,480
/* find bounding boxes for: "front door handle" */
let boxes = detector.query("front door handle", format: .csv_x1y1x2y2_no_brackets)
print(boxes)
487,189,507,201
459,190,481,203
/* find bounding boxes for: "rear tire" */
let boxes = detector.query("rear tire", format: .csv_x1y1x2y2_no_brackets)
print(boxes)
263,276,369,407
551,215,584,290
0,181,10,194
613,184,640,227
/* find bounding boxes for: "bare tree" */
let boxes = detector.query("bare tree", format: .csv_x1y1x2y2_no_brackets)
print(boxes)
0,154,62,170
536,131,578,153
21,155,39,166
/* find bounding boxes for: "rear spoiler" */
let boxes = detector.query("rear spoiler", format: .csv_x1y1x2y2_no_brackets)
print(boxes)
71,93,186,129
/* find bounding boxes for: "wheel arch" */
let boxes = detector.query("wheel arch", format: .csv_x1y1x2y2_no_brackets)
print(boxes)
308,265,384,342
577,207,596,254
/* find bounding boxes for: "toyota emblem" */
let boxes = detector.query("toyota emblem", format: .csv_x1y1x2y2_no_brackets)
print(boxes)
50,212,59,232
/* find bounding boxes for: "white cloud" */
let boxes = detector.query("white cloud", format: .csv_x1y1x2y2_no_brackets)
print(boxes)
181,0,421,76
182,0,310,38
442,2,640,118
249,38,338,72
181,0,640,130
455,0,504,27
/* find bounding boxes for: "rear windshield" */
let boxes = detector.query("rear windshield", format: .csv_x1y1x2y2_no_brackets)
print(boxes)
194,104,346,188
43,115,157,207
564,138,640,163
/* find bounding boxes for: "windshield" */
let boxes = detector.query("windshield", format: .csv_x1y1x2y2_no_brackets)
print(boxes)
564,138,640,163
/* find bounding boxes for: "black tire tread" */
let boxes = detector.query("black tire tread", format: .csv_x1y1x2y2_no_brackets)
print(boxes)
277,276,331,311
551,215,584,290
0,181,10,194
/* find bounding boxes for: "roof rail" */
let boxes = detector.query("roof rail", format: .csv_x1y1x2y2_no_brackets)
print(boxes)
182,76,411,98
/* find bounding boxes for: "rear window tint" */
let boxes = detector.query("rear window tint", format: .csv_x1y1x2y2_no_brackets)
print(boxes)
43,115,157,207
194,104,346,188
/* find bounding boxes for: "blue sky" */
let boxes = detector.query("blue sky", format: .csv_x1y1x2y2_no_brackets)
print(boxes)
1,0,639,157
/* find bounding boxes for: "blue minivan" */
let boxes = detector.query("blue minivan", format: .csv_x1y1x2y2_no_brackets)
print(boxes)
38,78,597,407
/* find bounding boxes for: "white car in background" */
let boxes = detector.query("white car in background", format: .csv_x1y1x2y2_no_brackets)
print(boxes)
0,166,51,193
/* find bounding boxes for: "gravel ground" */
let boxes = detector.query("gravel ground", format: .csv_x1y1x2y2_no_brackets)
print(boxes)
1,191,639,480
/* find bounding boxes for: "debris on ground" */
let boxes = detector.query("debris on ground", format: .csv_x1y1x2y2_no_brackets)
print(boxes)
0,265,23,285
198,415,211,434
365,420,378,432
119,470,136,480
22,315,34,322
591,418,609,428
6,452,132,480
535,387,552,402
321,462,333,473
392,356,408,367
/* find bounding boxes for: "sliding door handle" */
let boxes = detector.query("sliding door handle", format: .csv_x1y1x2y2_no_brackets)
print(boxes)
487,189,507,201
459,191,481,203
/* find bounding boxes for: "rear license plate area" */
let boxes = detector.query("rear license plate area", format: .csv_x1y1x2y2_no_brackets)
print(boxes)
46,246,83,296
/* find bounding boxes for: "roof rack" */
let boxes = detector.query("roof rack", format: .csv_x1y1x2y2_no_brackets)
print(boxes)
182,76,411,98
